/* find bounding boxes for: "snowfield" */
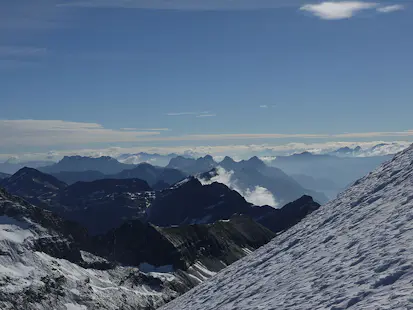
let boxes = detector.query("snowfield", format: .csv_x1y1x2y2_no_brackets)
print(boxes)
162,144,413,310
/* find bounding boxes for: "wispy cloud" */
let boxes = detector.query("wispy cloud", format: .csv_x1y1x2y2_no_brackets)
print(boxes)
377,4,405,13
167,111,215,117
1,119,413,149
334,130,413,138
196,114,216,118
300,1,378,20
166,112,198,116
0,120,161,146
199,166,279,207
0,46,49,69
120,127,170,131
0,46,48,58
259,105,268,108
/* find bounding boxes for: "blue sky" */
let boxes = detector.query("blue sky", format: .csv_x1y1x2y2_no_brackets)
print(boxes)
1,0,412,160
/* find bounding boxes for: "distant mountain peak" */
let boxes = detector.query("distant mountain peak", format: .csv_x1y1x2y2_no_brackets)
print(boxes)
245,156,265,168
221,156,235,164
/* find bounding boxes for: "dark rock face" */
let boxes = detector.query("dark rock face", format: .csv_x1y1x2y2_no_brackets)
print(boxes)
0,188,86,264
257,195,320,233
167,156,217,175
147,178,252,226
0,167,67,207
2,169,155,235
0,172,10,180
91,220,185,269
156,216,275,271
92,216,275,273
56,178,154,235
148,177,320,235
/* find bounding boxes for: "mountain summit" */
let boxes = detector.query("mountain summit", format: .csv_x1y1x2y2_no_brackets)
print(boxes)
161,144,413,310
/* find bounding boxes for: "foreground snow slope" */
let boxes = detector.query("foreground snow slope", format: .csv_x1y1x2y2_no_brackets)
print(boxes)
162,144,413,310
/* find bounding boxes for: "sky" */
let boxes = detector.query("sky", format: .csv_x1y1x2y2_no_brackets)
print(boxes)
1,0,412,161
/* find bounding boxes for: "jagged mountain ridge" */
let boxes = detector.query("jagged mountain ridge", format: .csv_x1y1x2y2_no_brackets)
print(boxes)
161,144,413,310
2,167,321,235
45,159,186,189
148,177,320,234
166,155,216,175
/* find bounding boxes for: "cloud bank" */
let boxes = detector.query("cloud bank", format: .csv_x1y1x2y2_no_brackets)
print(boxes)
0,141,410,163
199,166,279,208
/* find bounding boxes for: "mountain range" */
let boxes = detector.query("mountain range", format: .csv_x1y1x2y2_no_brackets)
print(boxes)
2,143,412,309
0,187,276,309
161,144,413,310
0,166,318,309
1,167,320,235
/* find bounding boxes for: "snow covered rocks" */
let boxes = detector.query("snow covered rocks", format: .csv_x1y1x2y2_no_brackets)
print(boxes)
161,144,413,310
0,189,184,310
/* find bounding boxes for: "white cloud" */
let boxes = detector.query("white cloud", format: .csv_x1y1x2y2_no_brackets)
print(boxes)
259,105,268,108
120,127,170,131
167,111,215,118
199,166,279,208
300,1,378,20
377,4,404,13
244,186,279,207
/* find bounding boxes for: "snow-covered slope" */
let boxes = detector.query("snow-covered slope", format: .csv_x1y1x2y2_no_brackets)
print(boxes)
162,144,413,310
